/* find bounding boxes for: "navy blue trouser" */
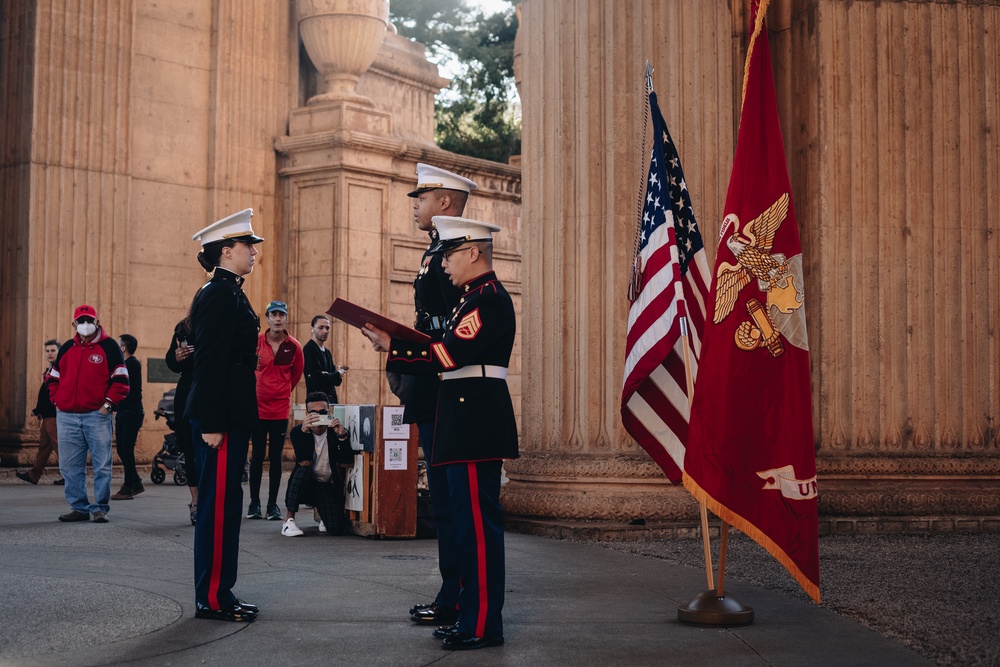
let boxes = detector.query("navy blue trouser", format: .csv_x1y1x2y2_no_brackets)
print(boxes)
192,419,250,610
446,459,505,639
419,420,460,609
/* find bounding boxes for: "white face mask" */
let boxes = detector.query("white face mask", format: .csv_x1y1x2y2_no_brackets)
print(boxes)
76,322,97,337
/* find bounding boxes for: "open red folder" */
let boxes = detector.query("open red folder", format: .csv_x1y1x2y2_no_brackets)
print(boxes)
327,298,431,344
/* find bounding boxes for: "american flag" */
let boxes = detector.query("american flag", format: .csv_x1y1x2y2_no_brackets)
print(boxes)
621,90,711,484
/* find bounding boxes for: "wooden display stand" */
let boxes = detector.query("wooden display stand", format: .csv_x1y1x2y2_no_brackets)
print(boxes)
346,408,418,538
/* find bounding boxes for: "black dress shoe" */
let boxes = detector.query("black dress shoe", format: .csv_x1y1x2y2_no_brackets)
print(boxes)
409,602,432,615
432,625,459,639
234,598,259,614
441,633,504,650
195,603,256,622
411,603,459,625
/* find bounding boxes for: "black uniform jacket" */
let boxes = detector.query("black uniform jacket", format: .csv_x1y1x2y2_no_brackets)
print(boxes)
403,231,463,424
185,267,260,434
386,271,518,465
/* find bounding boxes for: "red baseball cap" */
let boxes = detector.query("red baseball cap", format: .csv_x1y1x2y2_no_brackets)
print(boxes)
73,304,98,321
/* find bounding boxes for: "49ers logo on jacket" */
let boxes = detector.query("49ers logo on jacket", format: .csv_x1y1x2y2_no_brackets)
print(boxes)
88,353,104,364
454,309,482,340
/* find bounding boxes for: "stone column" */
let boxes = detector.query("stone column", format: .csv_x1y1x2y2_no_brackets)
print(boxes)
504,1,738,532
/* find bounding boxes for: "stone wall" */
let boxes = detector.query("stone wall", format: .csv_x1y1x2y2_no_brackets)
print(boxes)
509,0,1000,534
0,1,522,468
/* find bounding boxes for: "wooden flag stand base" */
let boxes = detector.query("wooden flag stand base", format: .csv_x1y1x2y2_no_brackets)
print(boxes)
677,510,755,626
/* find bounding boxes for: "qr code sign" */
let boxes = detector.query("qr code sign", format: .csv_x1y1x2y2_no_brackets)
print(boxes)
390,413,404,427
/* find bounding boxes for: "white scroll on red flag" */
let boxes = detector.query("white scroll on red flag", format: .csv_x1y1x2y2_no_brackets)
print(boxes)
683,0,820,603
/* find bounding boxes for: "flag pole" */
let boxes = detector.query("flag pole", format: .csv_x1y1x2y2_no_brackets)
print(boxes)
680,317,715,592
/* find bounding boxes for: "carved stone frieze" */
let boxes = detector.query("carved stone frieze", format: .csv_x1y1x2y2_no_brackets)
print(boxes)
818,455,1000,477
503,453,699,521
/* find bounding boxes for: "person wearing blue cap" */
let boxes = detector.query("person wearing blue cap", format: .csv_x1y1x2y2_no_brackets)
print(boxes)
185,208,263,622
364,215,518,651
248,299,304,521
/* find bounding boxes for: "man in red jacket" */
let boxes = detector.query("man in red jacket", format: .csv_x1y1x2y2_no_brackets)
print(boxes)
247,300,303,521
47,304,129,523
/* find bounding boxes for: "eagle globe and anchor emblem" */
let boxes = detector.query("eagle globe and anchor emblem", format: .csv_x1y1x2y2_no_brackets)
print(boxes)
713,192,808,357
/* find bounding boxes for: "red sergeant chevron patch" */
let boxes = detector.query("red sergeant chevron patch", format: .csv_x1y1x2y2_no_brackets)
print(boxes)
454,309,482,340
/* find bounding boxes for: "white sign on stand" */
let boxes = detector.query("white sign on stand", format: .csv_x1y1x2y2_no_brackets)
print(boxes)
382,406,407,439
384,441,407,470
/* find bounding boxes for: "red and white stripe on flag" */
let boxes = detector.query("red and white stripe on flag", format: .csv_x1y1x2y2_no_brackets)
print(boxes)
621,90,711,485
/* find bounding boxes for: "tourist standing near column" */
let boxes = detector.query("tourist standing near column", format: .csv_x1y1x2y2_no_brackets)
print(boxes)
303,315,346,405
112,333,145,500
248,300,304,521
166,315,198,524
17,340,64,485
364,216,518,651
48,305,130,523
186,208,263,622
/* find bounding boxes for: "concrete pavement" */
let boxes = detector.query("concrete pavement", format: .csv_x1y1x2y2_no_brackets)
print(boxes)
0,470,930,666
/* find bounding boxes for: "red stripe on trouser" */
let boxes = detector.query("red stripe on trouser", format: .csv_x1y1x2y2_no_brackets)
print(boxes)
467,463,488,638
208,434,228,610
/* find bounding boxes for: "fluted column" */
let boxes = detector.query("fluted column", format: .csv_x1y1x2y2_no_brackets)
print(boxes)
0,0,134,457
505,1,737,523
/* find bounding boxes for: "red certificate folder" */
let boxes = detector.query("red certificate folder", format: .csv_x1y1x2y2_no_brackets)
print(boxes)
327,298,431,344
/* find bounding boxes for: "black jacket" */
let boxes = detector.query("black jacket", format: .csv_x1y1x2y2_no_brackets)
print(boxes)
118,356,144,414
403,231,463,424
386,271,518,464
289,424,355,475
185,268,260,433
165,319,194,421
32,368,56,419
303,339,342,404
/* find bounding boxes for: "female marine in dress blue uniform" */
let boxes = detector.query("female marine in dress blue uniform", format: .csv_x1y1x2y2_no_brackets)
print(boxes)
185,209,263,622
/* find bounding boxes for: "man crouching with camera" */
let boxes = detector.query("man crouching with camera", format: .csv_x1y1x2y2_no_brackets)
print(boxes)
281,392,356,537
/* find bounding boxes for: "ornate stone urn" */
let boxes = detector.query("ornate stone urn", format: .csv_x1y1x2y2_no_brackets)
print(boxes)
297,0,389,106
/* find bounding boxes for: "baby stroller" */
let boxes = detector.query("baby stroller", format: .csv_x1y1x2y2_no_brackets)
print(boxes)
151,388,187,485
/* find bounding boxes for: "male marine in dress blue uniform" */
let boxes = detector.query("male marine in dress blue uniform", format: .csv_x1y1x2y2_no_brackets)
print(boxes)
366,216,517,651
186,209,263,622
404,164,476,627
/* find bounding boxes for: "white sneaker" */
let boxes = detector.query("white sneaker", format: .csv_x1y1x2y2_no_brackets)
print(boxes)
281,518,303,537
318,520,327,533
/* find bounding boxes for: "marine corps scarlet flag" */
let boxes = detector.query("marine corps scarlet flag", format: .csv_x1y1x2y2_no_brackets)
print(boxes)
683,0,820,603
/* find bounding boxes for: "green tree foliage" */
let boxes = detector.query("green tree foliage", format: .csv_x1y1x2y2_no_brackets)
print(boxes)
391,0,520,163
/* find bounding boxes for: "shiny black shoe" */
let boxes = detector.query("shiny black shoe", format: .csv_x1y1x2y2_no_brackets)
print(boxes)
411,603,459,625
441,633,504,650
432,624,459,639
234,598,259,615
409,602,433,615
195,603,256,622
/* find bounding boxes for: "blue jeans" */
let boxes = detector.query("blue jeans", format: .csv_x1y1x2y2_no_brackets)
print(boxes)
57,410,114,514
